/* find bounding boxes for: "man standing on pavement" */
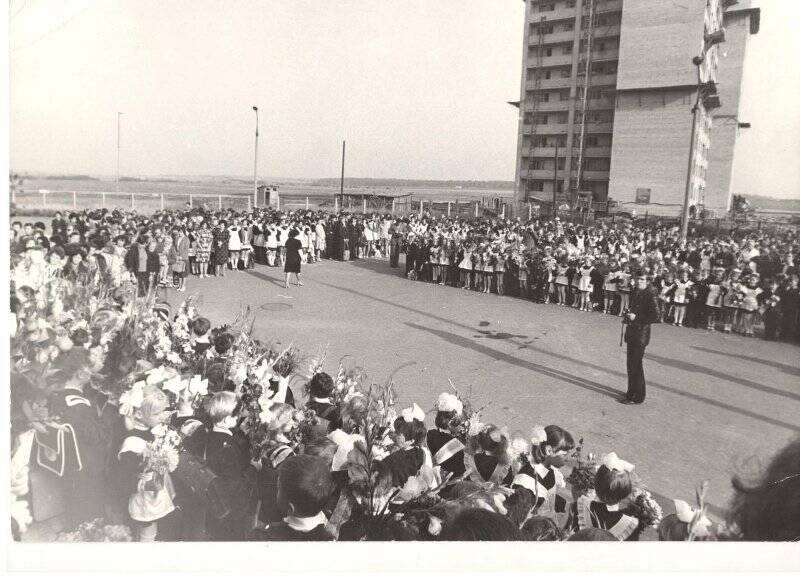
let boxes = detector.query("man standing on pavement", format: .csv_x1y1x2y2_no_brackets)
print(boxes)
389,217,407,268
621,271,660,405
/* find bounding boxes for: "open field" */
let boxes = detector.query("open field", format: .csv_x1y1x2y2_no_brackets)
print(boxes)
163,255,800,521
11,177,514,214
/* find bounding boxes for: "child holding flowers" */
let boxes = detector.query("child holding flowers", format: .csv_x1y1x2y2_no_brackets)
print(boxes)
115,384,179,541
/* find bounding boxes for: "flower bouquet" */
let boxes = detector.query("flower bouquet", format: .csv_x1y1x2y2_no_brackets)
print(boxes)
624,487,663,529
140,424,182,491
55,518,133,542
565,437,598,500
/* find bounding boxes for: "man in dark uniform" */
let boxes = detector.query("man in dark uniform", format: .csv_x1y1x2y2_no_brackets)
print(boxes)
389,218,407,268
621,271,660,405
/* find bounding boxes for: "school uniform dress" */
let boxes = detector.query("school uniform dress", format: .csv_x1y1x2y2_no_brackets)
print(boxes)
306,397,342,435
466,452,514,486
576,491,641,541
511,460,569,515
116,428,177,533
426,429,466,479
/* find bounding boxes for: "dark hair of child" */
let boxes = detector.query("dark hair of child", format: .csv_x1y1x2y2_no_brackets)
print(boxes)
393,416,426,446
277,454,334,517
567,527,617,541
213,333,233,355
434,410,458,431
441,508,524,541
530,425,575,464
521,515,561,541
307,372,334,399
594,465,633,505
727,436,800,541
191,317,211,336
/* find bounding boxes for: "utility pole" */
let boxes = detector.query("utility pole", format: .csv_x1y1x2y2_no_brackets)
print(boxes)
116,112,123,193
252,106,259,208
339,140,346,208
552,143,559,218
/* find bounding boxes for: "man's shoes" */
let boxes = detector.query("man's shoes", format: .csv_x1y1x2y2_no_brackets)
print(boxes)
618,397,641,405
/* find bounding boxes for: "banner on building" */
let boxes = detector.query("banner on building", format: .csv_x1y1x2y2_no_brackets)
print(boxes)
635,188,651,204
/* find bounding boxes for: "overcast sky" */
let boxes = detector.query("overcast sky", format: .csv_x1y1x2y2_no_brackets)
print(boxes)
8,0,800,197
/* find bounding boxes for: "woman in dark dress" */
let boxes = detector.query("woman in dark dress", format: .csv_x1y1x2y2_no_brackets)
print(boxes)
284,228,304,288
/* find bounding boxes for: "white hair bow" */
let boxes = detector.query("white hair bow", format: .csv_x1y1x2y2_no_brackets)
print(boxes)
530,425,548,446
436,392,463,415
674,499,712,528
401,403,425,423
119,382,145,417
601,452,635,473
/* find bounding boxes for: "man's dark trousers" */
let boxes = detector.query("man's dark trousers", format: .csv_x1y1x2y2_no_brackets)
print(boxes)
626,341,646,403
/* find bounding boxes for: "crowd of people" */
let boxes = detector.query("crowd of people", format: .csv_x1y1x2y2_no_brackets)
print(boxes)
8,204,800,543
13,204,799,341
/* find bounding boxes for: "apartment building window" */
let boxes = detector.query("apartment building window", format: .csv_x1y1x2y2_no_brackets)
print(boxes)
538,3,555,11
585,137,599,147
557,157,566,170
562,45,572,55
545,48,553,57
531,181,545,192
535,114,549,124
556,181,564,193
560,68,571,78
564,21,574,31
559,90,570,101
556,114,568,124
596,41,605,52
589,88,602,100
530,160,545,170
566,0,576,7
537,92,550,102
606,63,617,74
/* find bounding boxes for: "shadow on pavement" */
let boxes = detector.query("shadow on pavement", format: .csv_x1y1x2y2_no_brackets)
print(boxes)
645,353,800,402
691,345,800,378
313,278,800,433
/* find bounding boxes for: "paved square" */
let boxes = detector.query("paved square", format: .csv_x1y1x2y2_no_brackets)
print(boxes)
181,256,800,517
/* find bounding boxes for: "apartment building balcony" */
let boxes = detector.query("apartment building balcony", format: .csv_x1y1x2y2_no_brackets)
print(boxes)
521,146,563,158
576,146,612,157
578,73,617,87
592,24,621,39
529,6,577,24
528,76,573,90
582,122,614,133
527,53,574,67
527,123,570,135
521,169,562,180
523,100,570,112
586,97,615,110
528,29,575,45
575,170,610,181
589,49,619,62
594,0,623,15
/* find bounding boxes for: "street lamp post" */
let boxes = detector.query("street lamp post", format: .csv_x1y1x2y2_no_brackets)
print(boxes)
679,58,703,243
252,106,259,208
116,112,123,193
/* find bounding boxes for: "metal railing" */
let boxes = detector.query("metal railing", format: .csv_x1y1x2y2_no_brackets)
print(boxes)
12,190,253,213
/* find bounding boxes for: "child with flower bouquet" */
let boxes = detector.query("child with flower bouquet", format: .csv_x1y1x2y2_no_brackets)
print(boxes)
510,425,575,527
115,384,180,541
464,424,514,486
575,452,644,541
304,371,342,435
426,392,467,481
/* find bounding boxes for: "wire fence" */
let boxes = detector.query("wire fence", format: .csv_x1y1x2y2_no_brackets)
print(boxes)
12,190,254,214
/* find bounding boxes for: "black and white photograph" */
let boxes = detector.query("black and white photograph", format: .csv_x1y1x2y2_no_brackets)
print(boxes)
5,0,799,575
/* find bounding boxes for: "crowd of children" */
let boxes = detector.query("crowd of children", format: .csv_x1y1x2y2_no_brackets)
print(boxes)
9,206,800,542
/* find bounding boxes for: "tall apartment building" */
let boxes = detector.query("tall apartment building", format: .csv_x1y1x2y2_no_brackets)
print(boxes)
513,0,759,216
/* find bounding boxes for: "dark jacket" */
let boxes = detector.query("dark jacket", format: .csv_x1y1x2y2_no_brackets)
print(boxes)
624,286,661,347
